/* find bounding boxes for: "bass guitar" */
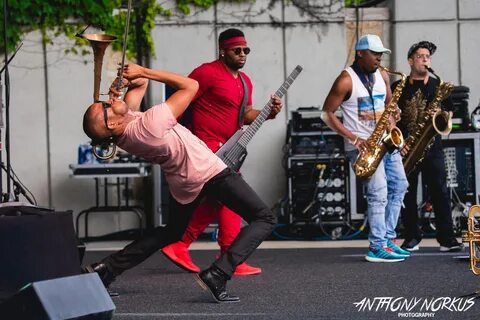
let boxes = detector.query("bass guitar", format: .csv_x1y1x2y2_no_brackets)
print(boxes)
216,65,303,171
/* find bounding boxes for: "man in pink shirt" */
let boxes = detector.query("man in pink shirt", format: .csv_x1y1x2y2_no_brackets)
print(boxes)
162,28,282,276
82,64,277,303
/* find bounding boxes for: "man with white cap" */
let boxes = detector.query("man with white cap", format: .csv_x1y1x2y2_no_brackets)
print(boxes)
321,34,410,262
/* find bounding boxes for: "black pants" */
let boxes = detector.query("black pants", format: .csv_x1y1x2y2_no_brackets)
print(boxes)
101,168,276,278
401,149,455,244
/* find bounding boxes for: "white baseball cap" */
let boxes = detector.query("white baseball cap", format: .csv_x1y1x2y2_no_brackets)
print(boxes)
355,34,391,54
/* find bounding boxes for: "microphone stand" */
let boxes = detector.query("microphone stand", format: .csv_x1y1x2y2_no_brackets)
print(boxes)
1,0,23,202
1,44,23,202
1,0,10,202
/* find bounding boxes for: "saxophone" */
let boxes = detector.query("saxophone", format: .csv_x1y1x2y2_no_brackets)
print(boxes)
402,66,453,176
353,66,405,178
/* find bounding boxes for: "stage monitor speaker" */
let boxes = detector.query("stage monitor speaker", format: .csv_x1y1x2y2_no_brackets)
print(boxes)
0,273,115,319
0,207,81,298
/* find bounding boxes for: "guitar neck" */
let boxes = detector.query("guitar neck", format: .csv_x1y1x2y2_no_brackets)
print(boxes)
237,65,303,148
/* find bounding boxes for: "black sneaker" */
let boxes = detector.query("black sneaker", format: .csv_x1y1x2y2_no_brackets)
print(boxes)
195,266,240,303
401,238,421,252
439,238,464,252
82,262,117,288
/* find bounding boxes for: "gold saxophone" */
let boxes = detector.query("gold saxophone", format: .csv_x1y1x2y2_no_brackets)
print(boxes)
353,66,405,178
402,66,453,176
463,205,480,275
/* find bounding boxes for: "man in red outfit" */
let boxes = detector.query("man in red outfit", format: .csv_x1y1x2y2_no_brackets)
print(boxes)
161,28,282,276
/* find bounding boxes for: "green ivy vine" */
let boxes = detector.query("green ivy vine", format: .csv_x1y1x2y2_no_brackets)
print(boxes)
345,0,374,8
0,0,249,61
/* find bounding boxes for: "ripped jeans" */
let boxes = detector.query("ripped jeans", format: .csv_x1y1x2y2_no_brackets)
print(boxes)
347,150,409,250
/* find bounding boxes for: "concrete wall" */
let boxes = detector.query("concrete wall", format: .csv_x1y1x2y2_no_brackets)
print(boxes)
3,0,479,233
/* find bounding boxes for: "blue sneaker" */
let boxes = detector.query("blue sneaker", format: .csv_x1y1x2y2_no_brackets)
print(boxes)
365,247,405,263
387,240,411,257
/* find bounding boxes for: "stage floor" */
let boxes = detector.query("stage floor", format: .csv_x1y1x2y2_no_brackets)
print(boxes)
83,240,480,320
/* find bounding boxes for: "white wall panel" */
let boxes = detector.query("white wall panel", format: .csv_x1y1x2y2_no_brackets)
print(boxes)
460,22,480,110
393,0,456,21
285,23,347,111
284,0,344,22
459,0,480,19
216,0,282,24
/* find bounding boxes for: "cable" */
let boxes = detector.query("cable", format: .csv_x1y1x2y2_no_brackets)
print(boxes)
272,224,329,241
11,166,37,205
0,163,37,205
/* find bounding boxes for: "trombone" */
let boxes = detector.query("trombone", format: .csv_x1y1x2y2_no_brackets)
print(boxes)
79,0,133,160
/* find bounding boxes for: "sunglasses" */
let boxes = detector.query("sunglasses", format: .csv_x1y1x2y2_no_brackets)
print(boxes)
229,47,251,55
102,102,111,130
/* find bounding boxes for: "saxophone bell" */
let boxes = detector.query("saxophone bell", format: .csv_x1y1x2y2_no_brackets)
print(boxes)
383,127,404,153
432,110,452,136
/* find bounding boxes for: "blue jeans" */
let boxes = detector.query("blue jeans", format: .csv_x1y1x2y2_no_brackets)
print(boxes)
347,150,409,250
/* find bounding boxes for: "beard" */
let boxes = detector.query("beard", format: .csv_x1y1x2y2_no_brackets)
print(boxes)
225,60,245,71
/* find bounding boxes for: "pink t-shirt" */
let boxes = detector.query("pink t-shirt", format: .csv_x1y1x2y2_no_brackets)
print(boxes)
116,103,227,204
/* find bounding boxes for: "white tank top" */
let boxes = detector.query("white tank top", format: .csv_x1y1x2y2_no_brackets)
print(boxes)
341,67,387,151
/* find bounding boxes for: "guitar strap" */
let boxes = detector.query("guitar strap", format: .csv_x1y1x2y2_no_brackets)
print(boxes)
238,73,248,128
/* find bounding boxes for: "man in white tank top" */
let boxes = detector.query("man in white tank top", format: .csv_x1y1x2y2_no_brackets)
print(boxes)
321,34,409,262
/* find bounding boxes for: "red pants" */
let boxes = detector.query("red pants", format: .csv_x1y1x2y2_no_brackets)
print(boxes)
181,200,241,252
180,139,242,251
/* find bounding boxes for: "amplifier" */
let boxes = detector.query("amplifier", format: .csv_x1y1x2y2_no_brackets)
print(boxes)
290,132,344,156
291,107,328,132
288,156,350,224
451,86,471,131
443,141,476,204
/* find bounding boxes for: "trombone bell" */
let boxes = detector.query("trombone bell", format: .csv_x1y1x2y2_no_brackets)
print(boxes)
78,33,117,102
463,205,480,275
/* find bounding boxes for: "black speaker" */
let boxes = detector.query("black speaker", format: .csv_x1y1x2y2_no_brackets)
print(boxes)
0,273,115,319
0,207,81,298
288,156,350,222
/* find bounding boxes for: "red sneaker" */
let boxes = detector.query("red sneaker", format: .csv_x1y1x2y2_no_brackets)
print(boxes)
234,262,262,276
161,242,200,273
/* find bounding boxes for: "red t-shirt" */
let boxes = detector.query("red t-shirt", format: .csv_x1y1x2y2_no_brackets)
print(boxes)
188,60,253,151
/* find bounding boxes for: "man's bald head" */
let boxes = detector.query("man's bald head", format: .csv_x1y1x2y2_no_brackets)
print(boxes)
83,102,110,142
